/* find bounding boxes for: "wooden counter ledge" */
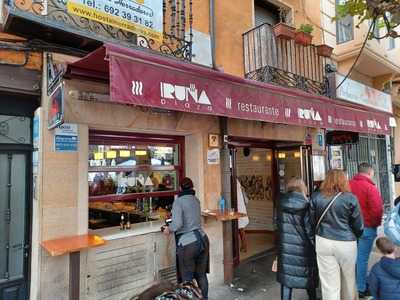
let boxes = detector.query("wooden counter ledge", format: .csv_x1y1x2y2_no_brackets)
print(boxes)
202,209,247,221
41,234,106,256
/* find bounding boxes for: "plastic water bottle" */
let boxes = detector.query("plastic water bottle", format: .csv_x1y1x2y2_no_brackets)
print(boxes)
219,196,226,213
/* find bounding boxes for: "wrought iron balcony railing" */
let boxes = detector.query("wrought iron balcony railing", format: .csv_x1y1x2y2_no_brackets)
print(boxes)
243,23,329,96
4,0,193,61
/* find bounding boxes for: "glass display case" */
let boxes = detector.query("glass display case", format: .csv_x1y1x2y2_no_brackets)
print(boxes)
88,131,184,229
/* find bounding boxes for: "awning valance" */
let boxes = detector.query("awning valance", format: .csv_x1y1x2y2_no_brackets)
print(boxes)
66,43,392,135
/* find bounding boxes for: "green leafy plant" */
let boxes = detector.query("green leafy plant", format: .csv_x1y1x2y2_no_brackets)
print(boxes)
298,24,314,34
334,0,400,39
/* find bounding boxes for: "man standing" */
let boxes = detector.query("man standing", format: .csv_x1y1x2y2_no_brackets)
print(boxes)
349,163,383,298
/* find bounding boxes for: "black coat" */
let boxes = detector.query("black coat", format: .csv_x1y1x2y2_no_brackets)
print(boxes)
310,192,363,241
276,192,318,289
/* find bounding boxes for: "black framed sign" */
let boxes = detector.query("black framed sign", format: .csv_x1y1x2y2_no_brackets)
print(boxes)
326,131,359,145
393,164,400,182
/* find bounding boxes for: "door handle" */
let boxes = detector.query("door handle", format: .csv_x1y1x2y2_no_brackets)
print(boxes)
11,243,23,249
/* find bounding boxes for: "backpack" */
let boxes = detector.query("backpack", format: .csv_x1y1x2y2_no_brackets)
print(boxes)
384,203,400,246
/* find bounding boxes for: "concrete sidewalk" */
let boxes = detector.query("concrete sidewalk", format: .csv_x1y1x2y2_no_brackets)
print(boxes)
209,253,309,300
209,248,382,300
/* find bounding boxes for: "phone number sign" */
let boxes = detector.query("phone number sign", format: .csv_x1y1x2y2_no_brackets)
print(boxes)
67,0,163,42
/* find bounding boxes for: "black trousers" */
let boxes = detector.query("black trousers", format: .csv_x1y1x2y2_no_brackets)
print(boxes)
177,235,210,299
281,285,317,300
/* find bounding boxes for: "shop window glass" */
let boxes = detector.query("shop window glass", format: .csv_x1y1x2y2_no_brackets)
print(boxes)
88,131,184,230
336,0,354,44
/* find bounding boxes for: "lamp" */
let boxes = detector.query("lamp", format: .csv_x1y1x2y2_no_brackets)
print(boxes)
135,150,147,156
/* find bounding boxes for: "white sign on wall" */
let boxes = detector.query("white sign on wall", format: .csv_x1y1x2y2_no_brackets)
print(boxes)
336,74,392,114
207,148,220,165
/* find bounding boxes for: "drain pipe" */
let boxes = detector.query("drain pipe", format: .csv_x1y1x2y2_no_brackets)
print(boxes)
210,0,217,70
210,0,234,284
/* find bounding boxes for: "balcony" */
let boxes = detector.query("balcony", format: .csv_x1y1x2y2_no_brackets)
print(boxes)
2,0,193,61
243,23,329,96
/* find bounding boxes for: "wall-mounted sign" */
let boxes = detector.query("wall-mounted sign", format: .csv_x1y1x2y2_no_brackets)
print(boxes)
48,83,64,129
393,164,400,182
336,73,392,114
329,146,344,170
312,155,326,181
207,148,220,165
208,133,220,148
54,123,78,152
67,0,163,42
326,131,359,145
33,113,40,150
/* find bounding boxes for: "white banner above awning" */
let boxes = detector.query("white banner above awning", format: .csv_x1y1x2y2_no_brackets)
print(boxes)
336,74,393,114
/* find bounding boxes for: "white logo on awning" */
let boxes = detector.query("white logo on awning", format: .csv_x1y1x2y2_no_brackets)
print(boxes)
131,81,143,96
160,82,211,105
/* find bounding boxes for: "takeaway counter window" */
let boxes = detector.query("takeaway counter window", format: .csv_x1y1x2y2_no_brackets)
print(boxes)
88,131,184,230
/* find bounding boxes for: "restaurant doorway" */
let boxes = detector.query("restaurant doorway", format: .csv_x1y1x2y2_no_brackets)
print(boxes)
229,137,312,264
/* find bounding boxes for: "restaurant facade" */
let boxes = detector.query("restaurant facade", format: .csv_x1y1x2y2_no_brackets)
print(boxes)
24,43,392,299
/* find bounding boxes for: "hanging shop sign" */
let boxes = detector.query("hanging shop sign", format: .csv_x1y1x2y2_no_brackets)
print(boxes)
67,0,163,42
336,74,392,114
68,44,393,135
326,131,359,145
48,83,64,130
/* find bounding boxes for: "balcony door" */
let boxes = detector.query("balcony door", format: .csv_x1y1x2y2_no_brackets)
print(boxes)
254,0,280,26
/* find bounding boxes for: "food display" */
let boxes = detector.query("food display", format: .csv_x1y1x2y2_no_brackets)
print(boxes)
88,135,183,229
88,170,177,196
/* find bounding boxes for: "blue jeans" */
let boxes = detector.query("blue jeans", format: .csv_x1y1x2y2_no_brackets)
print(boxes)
357,227,377,292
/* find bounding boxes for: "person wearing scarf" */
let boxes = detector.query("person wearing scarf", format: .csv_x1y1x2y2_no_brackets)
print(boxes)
162,177,210,299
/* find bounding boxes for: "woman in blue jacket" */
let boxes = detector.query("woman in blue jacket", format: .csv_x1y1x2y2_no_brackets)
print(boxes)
368,237,400,300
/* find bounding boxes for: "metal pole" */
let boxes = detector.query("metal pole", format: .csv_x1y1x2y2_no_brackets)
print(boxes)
69,251,80,300
219,116,234,283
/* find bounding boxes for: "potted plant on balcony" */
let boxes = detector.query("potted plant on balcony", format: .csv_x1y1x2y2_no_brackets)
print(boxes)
273,23,296,40
316,44,334,57
294,24,314,46
273,8,296,40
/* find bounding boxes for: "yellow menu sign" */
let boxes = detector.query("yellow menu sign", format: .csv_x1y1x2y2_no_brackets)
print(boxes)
67,0,163,42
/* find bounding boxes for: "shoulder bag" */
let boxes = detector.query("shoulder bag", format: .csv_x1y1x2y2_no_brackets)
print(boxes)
315,192,342,233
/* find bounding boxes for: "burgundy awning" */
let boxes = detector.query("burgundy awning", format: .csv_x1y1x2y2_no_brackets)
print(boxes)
66,43,392,135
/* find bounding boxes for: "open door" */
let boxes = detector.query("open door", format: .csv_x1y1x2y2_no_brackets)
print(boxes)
276,145,313,195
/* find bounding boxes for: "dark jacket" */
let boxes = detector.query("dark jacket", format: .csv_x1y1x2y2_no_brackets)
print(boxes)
349,174,383,228
277,192,318,289
368,257,400,300
310,192,363,241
